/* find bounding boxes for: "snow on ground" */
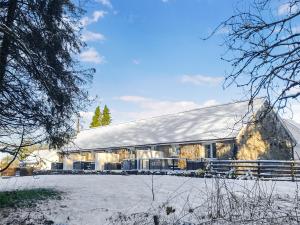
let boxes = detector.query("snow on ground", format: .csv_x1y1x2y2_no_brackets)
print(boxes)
0,175,297,225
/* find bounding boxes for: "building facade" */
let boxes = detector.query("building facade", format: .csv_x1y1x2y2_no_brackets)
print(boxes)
46,99,300,170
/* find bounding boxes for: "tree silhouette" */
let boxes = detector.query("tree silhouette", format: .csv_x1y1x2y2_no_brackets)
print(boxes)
0,0,94,170
211,0,300,113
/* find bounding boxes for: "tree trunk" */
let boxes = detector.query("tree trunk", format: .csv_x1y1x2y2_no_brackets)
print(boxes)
0,0,17,91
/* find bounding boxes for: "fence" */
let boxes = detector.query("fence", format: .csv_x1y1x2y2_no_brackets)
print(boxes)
73,161,95,170
139,158,182,170
208,160,300,181
122,158,194,170
49,158,206,171
47,159,300,181
122,159,300,181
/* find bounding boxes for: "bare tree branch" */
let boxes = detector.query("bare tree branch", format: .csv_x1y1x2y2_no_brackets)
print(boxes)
0,127,25,173
210,0,300,114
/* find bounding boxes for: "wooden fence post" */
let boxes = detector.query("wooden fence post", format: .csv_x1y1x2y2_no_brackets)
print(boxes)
257,161,261,179
172,159,175,171
291,161,295,182
186,159,188,171
231,161,236,178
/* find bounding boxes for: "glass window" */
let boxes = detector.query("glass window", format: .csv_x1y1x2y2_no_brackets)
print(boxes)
205,143,217,158
205,144,210,158
212,143,216,158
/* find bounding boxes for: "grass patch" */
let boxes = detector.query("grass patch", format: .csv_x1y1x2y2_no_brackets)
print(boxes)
0,188,62,208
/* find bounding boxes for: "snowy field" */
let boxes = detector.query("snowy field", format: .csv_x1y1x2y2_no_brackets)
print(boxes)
0,175,299,225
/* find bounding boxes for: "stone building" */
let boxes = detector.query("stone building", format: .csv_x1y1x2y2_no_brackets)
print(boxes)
59,98,300,170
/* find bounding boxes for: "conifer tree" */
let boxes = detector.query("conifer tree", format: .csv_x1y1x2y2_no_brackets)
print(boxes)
0,0,94,172
102,105,112,126
90,106,102,128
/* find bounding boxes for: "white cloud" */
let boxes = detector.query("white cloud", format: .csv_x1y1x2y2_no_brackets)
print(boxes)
82,31,105,42
79,111,94,129
132,59,140,65
119,96,148,102
80,48,105,64
80,17,89,27
96,0,113,8
115,95,218,121
93,11,106,21
80,10,106,27
180,74,223,86
278,3,299,16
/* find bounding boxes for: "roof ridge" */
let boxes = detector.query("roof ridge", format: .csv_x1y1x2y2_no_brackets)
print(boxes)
79,98,265,132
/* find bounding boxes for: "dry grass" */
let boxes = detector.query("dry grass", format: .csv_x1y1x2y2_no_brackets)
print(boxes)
108,178,300,225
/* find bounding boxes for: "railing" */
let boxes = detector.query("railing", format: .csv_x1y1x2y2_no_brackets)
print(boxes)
139,158,182,170
73,161,95,170
51,162,63,170
122,159,300,181
50,159,300,181
122,158,207,171
208,160,300,181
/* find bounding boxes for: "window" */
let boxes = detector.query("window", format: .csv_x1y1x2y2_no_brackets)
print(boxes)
169,145,179,157
205,143,216,158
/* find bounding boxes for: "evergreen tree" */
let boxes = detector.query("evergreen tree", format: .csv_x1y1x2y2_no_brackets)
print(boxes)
0,0,94,172
102,105,112,126
90,106,102,128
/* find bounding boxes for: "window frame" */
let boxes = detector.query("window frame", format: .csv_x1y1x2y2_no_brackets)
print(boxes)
204,143,217,159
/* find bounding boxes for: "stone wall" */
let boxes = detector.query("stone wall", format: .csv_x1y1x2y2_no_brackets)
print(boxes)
179,144,205,159
179,142,236,161
116,149,132,161
237,110,294,160
80,152,94,161
178,144,204,168
216,142,235,159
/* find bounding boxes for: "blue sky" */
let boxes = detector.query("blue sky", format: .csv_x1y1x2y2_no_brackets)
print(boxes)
78,0,300,126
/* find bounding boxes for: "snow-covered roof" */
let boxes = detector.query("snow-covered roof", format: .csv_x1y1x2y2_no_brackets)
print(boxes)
65,98,266,151
283,119,300,160
283,119,300,145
